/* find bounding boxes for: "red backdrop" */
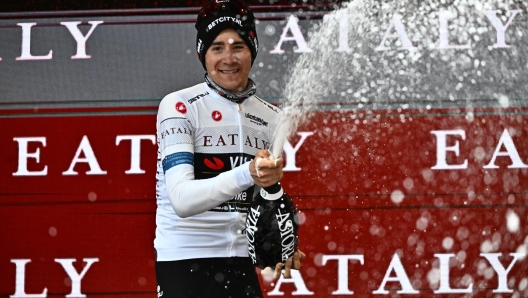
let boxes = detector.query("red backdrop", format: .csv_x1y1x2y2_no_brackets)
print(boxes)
1,106,527,297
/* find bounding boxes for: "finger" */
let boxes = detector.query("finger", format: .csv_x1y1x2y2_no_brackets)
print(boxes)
260,266,275,283
274,158,284,168
255,157,263,177
255,159,272,169
293,252,302,270
256,149,271,159
298,249,307,260
273,263,282,279
284,257,293,278
255,157,263,169
258,158,283,169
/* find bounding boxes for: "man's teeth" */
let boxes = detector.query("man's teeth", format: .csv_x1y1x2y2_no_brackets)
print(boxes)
221,70,238,74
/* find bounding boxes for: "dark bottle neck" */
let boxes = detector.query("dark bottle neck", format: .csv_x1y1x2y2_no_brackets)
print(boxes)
263,182,282,195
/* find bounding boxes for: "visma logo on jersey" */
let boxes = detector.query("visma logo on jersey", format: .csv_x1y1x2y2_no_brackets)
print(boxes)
204,157,225,170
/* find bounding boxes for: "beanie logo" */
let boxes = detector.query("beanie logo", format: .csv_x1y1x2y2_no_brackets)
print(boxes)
197,39,204,54
253,36,258,53
207,16,242,32
247,30,258,54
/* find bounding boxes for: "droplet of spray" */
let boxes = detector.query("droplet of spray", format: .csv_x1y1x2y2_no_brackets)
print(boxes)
403,178,414,190
506,210,520,233
390,190,404,204
297,211,306,225
138,277,147,286
480,239,493,253
88,192,97,202
497,94,509,108
518,277,528,290
442,237,454,250
416,217,429,231
427,268,440,287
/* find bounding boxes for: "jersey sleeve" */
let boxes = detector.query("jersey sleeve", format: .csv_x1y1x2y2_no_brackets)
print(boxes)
157,94,254,218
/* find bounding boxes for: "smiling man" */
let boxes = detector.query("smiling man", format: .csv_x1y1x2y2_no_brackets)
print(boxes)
205,32,252,92
154,0,304,297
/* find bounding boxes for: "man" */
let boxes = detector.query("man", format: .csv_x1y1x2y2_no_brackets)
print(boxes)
154,0,304,296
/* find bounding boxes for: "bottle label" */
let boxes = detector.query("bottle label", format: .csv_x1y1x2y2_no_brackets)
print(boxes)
246,205,261,265
260,187,284,200
276,208,296,262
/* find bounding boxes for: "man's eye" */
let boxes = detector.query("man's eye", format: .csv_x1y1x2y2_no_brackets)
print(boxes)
211,47,222,51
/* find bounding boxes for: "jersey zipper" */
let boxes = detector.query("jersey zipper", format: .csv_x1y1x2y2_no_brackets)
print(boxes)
237,104,243,152
227,102,244,256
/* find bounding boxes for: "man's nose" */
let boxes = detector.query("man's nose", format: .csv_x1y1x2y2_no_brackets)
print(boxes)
221,48,236,63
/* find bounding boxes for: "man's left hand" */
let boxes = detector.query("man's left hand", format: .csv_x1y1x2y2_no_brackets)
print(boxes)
273,250,306,279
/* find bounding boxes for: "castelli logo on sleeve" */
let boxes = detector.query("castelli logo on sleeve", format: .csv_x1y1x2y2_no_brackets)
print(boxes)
175,102,187,114
212,110,222,121
204,157,224,170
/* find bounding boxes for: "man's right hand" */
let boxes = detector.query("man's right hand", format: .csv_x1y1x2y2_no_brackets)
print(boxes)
249,150,283,188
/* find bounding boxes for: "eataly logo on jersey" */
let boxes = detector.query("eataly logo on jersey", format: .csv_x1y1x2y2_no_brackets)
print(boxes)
0,8,522,61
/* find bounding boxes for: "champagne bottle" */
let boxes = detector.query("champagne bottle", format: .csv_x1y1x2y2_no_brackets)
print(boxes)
245,182,299,269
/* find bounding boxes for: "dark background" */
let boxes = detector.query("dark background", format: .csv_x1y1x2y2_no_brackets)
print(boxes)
0,0,346,12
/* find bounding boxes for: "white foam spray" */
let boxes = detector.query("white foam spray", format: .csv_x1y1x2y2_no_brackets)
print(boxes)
270,1,364,157
270,0,527,157
267,3,528,287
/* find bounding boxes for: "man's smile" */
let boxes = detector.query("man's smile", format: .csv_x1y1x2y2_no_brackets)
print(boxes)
220,69,239,74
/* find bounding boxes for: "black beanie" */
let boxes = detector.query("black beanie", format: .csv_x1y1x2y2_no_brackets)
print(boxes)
195,0,259,70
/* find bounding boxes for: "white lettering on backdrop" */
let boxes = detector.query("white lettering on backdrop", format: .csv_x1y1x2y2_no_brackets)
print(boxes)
10,258,99,298
10,21,102,61
11,133,311,176
431,129,527,170
265,252,526,296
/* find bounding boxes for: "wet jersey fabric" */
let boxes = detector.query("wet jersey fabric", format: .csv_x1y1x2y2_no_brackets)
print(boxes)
155,82,280,262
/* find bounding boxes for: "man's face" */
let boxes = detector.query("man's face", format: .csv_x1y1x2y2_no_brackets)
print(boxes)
205,29,252,92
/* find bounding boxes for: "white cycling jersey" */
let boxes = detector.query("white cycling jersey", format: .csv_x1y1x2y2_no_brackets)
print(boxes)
154,82,280,262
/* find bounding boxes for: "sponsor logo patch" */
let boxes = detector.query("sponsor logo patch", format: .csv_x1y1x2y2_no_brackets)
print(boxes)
250,31,258,53
188,92,208,104
175,102,187,114
212,110,222,121
204,157,224,170
245,113,268,126
207,16,242,32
